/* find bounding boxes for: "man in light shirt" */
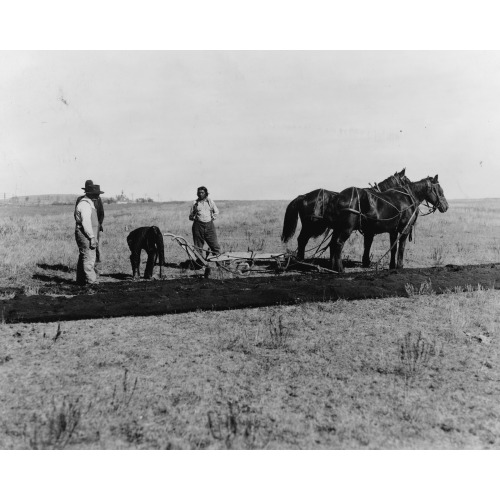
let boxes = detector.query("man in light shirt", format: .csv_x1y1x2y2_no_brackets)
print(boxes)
189,186,221,259
74,182,104,285
75,180,105,275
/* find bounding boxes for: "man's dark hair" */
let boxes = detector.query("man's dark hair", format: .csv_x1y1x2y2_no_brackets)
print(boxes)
197,186,208,195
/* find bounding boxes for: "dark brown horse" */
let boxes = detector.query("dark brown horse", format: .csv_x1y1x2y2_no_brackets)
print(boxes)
281,169,409,262
330,175,448,272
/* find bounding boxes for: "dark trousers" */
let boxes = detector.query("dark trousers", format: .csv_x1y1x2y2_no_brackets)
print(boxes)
95,229,102,269
192,220,221,257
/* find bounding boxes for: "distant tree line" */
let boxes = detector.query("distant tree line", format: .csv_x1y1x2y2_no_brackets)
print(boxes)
105,191,155,204
2,192,156,206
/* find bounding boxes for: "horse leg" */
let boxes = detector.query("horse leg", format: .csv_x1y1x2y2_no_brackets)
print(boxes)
329,234,335,267
144,250,157,279
362,233,374,268
396,233,409,269
331,211,357,272
389,232,398,269
296,228,310,261
331,227,354,272
130,250,141,279
331,231,347,272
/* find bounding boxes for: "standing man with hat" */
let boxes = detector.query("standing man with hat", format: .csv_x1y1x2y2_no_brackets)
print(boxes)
74,181,104,285
189,186,221,259
76,180,105,275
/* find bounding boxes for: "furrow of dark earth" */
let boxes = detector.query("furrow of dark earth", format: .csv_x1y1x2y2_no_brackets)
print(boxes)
1,263,499,324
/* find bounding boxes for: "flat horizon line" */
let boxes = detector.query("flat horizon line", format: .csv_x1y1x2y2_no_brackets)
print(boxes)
2,195,500,203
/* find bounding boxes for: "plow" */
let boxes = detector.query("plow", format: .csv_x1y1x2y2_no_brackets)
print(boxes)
162,232,338,277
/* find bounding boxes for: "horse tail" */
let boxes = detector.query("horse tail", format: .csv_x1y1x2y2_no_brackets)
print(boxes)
151,226,166,265
281,195,304,243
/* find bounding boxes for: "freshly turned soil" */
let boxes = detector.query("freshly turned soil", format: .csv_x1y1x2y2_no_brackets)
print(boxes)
1,263,499,323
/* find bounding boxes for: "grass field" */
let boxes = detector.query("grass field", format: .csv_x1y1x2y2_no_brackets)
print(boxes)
0,198,499,449
1,197,500,287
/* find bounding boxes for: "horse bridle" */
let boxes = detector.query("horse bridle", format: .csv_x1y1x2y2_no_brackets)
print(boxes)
425,178,444,212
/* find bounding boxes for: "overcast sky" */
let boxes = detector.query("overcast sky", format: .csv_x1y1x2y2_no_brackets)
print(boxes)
1,50,499,201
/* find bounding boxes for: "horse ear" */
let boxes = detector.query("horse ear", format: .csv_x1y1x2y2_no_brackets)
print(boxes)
400,168,406,175
433,174,438,182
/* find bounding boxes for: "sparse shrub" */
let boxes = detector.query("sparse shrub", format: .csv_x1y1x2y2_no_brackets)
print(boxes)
465,283,485,297
119,419,144,445
430,245,445,266
207,400,267,449
269,314,288,347
395,331,441,424
109,368,138,413
398,331,437,382
405,278,434,297
256,313,290,349
22,285,40,296
25,396,88,450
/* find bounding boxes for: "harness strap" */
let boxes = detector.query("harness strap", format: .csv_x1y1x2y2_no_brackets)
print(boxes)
342,207,362,215
312,189,326,219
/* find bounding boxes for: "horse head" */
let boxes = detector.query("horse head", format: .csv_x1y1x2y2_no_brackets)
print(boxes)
425,175,449,213
395,168,411,187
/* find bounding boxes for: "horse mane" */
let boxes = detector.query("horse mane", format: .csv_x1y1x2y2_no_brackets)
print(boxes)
409,177,431,190
375,173,402,191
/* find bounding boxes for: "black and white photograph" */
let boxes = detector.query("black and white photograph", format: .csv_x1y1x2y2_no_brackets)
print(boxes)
0,2,499,499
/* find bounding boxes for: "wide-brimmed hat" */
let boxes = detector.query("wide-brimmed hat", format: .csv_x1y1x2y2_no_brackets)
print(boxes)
82,180,94,191
85,184,104,195
82,180,104,195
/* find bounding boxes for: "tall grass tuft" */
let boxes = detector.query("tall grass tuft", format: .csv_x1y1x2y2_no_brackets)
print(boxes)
109,368,138,413
430,245,445,266
207,401,267,450
397,331,440,422
25,396,88,450
398,331,437,383
405,278,434,297
257,313,290,349
22,285,40,296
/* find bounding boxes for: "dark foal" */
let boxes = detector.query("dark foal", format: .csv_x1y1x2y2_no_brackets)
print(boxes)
126,226,167,279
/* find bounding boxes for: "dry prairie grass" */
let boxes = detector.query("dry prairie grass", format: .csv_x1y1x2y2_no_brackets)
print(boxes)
0,286,499,449
0,198,499,449
0,198,499,287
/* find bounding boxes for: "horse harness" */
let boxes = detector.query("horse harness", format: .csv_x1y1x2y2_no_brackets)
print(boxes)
340,185,420,237
311,189,327,220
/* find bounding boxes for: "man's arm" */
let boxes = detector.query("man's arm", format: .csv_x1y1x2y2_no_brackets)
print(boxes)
189,201,197,221
210,200,219,220
96,197,105,230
